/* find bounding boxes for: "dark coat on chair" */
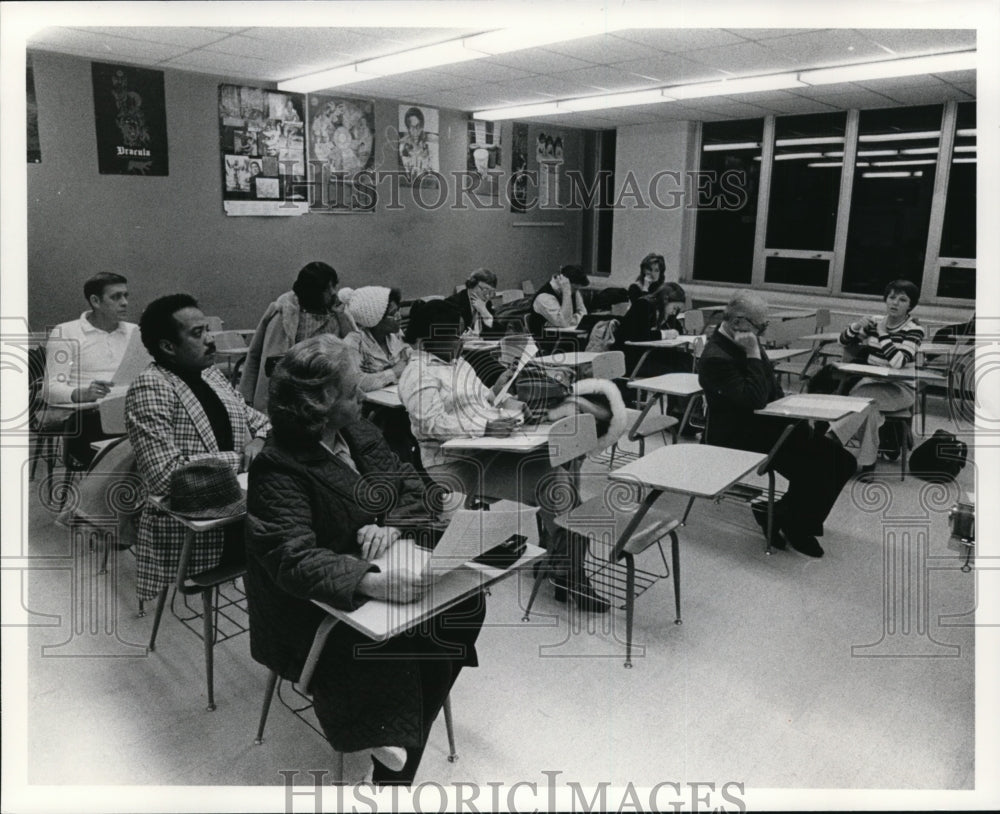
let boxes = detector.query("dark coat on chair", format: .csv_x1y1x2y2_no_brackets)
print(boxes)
698,329,856,538
245,418,483,753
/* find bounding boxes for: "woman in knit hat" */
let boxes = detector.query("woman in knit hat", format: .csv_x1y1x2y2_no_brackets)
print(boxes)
342,286,413,392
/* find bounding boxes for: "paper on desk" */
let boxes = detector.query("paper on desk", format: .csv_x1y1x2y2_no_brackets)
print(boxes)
778,394,872,412
429,508,537,573
491,337,538,406
112,329,153,386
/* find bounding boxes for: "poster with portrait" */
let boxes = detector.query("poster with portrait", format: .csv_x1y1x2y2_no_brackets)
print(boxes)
535,126,564,208
398,104,439,188
305,94,377,213
92,62,168,175
467,118,501,201
218,83,306,215
27,54,41,163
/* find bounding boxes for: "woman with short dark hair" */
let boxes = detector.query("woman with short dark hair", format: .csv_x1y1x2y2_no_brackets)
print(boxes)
246,335,484,785
240,261,353,411
614,281,690,377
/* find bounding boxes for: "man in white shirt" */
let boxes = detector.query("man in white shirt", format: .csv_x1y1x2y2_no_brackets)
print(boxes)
44,272,136,465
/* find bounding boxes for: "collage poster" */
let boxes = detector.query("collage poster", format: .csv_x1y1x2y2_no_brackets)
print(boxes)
219,84,306,216
466,118,502,201
305,95,376,213
92,62,168,175
510,122,529,213
398,104,440,188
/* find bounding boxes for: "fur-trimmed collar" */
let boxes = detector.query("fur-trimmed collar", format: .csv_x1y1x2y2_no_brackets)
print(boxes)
570,377,629,449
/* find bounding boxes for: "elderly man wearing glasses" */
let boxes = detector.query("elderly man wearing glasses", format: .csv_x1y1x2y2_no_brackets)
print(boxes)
698,291,857,558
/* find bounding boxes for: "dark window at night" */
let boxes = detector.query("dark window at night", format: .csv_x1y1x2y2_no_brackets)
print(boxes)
842,105,943,297
938,101,976,300
766,112,846,252
693,118,763,285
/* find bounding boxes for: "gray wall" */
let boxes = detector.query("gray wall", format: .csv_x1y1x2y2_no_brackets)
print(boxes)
26,50,585,332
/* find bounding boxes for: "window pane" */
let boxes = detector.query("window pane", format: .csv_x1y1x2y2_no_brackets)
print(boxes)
937,266,975,300
842,105,942,297
940,102,976,261
764,256,830,288
766,112,846,251
693,119,763,285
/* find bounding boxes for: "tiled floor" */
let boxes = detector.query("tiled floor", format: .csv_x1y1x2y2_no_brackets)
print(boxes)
12,406,978,806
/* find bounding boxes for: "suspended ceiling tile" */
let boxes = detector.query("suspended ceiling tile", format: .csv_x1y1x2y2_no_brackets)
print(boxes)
948,81,976,97
728,29,814,41
540,33,670,64
502,73,601,98
938,69,976,83
614,28,748,52
28,28,188,63
859,29,976,57
66,26,234,48
880,85,976,105
548,65,663,93
334,76,443,98
200,33,354,64
733,94,841,115
682,40,800,76
390,67,483,90
673,99,776,118
755,29,894,66
483,49,596,74
615,53,727,85
161,49,276,79
856,74,950,92
806,89,904,109
431,60,537,83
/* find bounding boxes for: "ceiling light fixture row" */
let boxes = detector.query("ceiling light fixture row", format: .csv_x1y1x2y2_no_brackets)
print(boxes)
472,50,976,120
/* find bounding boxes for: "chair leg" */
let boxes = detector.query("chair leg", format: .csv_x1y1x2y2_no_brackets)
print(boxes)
332,751,345,785
443,694,458,762
254,670,280,745
521,560,548,621
624,553,635,669
147,586,169,649
202,587,217,711
608,443,617,470
669,530,682,626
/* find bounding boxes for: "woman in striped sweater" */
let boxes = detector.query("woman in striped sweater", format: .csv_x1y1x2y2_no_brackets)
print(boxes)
839,279,926,458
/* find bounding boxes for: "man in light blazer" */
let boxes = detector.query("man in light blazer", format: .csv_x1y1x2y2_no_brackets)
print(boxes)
126,293,270,602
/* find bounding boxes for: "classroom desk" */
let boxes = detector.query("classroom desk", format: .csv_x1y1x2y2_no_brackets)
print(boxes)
833,362,946,383
606,444,769,564
755,393,874,423
627,373,703,438
770,308,817,321
623,335,695,377
363,384,403,409
461,338,502,352
535,351,603,368
764,347,811,363
441,423,554,453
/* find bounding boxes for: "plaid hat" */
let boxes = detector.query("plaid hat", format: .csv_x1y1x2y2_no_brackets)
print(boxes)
162,459,245,519
344,286,391,329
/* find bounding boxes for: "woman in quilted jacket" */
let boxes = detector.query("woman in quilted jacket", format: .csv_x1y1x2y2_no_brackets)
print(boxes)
245,335,484,785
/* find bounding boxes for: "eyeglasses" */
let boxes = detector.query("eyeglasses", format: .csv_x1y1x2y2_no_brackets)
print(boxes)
731,315,769,334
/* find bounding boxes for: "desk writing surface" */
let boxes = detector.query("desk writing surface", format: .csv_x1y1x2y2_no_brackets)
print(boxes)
770,308,817,320
610,444,766,498
628,373,703,396
624,337,694,349
45,385,129,409
756,394,872,422
441,425,552,453
535,351,601,367
364,385,403,408
313,544,545,641
148,494,245,532
834,362,945,382
800,332,841,342
765,347,810,362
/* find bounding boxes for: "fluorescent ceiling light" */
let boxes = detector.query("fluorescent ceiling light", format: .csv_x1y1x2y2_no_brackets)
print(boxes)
775,136,845,146
558,89,670,113
359,40,476,76
901,147,939,155
799,50,975,85
859,131,940,143
774,152,824,161
872,159,936,166
280,65,371,93
474,102,562,121
862,171,920,178
669,73,804,99
703,142,761,151
857,150,898,157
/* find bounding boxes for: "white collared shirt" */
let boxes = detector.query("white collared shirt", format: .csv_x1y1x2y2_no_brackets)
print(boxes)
44,312,137,403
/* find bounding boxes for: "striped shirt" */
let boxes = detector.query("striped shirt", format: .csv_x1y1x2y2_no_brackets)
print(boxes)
839,314,925,369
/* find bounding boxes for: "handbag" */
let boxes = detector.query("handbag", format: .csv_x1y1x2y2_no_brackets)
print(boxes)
514,361,574,416
908,429,968,482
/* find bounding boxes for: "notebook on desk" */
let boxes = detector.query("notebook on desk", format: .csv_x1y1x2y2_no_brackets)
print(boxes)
370,508,538,577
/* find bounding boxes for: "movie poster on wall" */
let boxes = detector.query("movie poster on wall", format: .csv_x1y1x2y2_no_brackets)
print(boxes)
92,62,168,175
219,84,307,216
467,118,501,201
398,104,440,188
510,122,529,213
305,94,376,213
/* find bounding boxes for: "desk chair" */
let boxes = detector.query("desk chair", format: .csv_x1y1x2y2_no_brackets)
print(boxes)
682,309,705,335
212,330,250,385
204,316,225,332
72,436,142,575
551,491,682,668
28,344,60,489
521,279,536,295
683,411,797,555
499,289,525,304
590,351,678,468
146,506,249,711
